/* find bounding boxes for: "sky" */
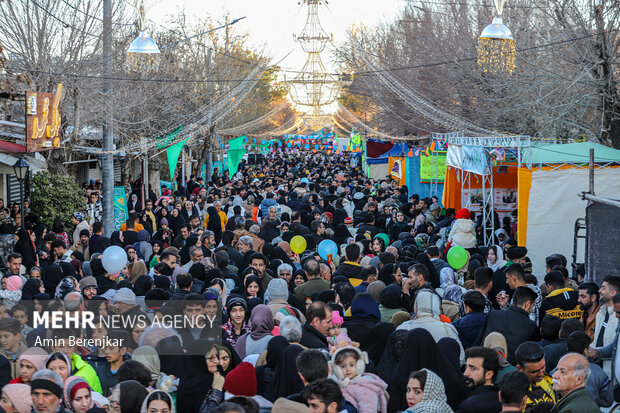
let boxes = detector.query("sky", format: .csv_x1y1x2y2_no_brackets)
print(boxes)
147,0,406,73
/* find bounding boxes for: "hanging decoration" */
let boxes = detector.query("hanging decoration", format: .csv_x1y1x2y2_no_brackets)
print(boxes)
125,1,161,72
477,0,515,75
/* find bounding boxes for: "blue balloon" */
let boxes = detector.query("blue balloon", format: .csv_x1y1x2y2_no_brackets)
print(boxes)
318,239,338,261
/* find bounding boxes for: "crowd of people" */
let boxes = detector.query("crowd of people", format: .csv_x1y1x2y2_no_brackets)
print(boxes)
0,148,614,413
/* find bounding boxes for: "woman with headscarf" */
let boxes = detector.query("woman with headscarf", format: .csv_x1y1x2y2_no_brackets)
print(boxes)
179,234,199,266
364,321,396,366
127,194,141,215
43,264,64,296
109,380,148,413
334,282,356,312
14,228,37,271
140,390,175,413
265,343,305,402
133,275,153,297
128,261,148,285
334,224,352,247
134,230,152,261
343,294,382,349
256,335,289,398
177,339,221,413
233,304,274,359
205,206,222,245
167,208,185,236
387,329,466,412
486,244,506,272
63,376,96,413
403,369,454,413
379,284,407,322
376,330,408,385
244,275,264,300
441,284,465,322
259,221,280,244
132,346,162,388
21,278,44,301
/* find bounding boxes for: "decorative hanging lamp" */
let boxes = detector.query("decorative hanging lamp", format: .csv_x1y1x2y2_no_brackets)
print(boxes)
125,1,161,72
477,0,515,75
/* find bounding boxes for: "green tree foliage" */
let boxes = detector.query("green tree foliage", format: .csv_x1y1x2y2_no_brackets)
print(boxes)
29,171,84,229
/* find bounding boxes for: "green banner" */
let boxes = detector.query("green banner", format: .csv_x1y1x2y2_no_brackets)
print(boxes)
229,135,245,150
227,148,246,177
113,186,129,230
156,126,183,150
166,138,188,179
420,153,447,182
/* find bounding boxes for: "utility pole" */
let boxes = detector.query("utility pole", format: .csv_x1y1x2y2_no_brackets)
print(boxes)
102,0,115,236
205,47,213,182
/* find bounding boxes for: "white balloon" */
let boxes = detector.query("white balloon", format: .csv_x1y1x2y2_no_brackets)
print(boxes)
102,246,128,274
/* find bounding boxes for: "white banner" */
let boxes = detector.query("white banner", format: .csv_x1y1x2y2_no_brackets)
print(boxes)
446,145,462,168
461,145,490,175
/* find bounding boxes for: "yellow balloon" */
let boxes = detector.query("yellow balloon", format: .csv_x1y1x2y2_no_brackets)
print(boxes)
290,235,307,254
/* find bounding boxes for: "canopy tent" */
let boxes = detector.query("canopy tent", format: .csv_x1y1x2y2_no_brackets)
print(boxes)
517,142,620,276
440,136,620,278
366,142,406,164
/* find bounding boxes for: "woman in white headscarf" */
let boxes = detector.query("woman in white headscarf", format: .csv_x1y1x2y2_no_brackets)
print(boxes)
486,245,506,271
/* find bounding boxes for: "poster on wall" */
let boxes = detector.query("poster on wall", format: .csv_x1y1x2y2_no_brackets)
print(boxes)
420,152,447,183
462,189,484,213
494,188,517,210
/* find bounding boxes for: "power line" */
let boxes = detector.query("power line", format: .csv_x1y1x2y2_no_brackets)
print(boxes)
29,0,101,38
56,0,134,26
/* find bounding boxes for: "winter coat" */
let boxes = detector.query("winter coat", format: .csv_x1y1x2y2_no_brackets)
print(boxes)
71,353,103,394
550,388,599,413
448,219,476,249
539,287,583,321
300,322,328,350
455,385,501,413
340,373,389,413
453,312,487,349
478,306,539,365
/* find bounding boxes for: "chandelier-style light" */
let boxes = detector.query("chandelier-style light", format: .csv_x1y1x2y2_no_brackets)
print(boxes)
477,0,515,75
125,1,161,72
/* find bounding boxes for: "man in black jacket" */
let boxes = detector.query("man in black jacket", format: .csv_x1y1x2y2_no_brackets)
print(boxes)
477,286,540,364
300,301,332,350
333,243,363,286
456,347,502,413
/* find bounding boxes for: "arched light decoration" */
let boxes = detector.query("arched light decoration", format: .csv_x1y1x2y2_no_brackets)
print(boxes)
125,1,160,72
477,0,515,75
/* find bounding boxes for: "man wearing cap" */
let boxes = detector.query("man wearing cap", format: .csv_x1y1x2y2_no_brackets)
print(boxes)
31,369,69,413
71,212,90,247
490,246,528,310
79,276,98,302
114,288,145,320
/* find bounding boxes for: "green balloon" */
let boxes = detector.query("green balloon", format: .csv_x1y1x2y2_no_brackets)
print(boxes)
447,246,468,269
374,233,390,247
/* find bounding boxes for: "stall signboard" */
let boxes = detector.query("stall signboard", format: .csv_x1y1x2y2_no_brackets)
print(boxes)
420,153,447,182
462,145,490,175
25,84,63,152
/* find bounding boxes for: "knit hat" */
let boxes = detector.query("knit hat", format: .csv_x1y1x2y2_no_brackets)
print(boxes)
429,203,441,212
351,294,381,320
390,311,411,328
6,276,22,291
31,377,63,399
79,276,98,291
18,346,48,371
73,212,85,222
455,208,471,220
272,398,311,413
331,311,344,326
344,217,353,225
160,218,168,226
223,362,257,396
506,246,528,260
274,306,296,323
3,383,33,413
113,288,136,306
226,295,247,313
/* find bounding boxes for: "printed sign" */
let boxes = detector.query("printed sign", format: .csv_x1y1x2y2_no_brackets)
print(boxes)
461,145,490,175
25,84,63,152
420,153,447,182
113,186,129,231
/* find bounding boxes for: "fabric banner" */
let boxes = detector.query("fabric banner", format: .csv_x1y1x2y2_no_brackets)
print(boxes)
229,135,245,150
155,126,183,150
462,145,490,175
113,186,128,231
227,149,246,177
166,138,188,179
366,141,394,158
160,180,172,190
420,153,447,182
446,145,462,168
389,157,407,186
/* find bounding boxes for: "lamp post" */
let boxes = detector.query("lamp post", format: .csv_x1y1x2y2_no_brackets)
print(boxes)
12,155,29,229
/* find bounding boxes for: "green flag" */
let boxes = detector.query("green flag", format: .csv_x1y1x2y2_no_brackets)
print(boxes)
166,138,188,179
156,126,183,150
229,135,245,150
227,148,246,177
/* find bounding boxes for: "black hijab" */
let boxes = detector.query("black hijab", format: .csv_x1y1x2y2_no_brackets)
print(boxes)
387,328,466,412
167,209,185,236
177,339,217,413
133,275,153,296
206,206,222,242
380,283,404,309
378,263,399,286
376,330,408,385
110,231,123,247
256,336,289,398
364,321,395,365
22,278,43,300
179,235,198,265
43,265,64,296
14,228,37,271
117,380,148,413
265,344,304,402
334,224,351,246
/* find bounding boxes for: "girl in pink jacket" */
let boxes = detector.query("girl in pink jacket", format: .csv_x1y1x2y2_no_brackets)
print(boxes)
330,346,389,413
